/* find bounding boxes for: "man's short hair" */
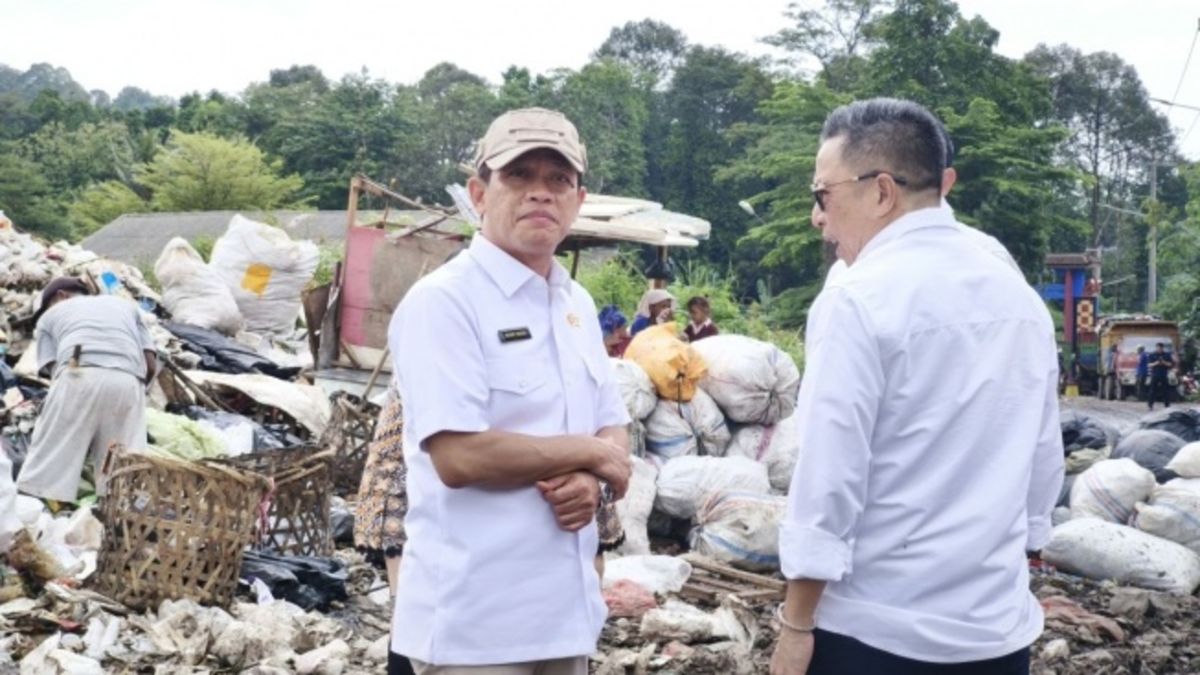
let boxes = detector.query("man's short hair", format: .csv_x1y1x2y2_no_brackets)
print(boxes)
686,296,710,312
821,98,947,193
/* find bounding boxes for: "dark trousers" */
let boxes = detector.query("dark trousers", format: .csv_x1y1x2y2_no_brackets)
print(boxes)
1149,375,1172,408
388,648,416,675
808,629,1030,675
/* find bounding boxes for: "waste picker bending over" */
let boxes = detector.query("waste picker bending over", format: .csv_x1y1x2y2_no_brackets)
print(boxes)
770,98,1064,675
16,277,155,503
386,107,633,675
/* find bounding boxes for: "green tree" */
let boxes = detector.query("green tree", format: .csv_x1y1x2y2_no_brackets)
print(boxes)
136,131,306,211
765,0,888,90
594,19,688,88
68,180,148,236
1024,45,1174,243
0,151,70,238
659,46,774,283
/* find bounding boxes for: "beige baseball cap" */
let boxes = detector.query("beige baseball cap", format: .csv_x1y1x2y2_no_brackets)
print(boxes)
474,107,588,174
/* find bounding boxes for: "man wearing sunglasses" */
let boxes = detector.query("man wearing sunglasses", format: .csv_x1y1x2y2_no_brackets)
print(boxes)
771,99,1063,675
820,124,1018,281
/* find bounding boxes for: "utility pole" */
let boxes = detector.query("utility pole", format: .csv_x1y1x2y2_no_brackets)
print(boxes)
1149,161,1158,309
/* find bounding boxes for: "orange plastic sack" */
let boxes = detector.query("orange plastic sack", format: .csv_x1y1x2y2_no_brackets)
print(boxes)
625,324,707,402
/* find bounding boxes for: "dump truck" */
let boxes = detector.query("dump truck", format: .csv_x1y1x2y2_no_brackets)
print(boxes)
1095,317,1181,401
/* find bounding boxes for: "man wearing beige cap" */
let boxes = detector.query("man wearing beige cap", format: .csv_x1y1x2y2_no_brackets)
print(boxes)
385,108,633,675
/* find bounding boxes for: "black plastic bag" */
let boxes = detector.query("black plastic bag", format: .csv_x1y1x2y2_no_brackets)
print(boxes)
1060,413,1119,455
1138,408,1200,443
240,551,348,611
163,321,300,380
1112,429,1186,483
330,499,355,546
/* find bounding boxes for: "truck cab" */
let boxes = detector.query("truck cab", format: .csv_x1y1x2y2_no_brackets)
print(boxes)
1097,318,1181,400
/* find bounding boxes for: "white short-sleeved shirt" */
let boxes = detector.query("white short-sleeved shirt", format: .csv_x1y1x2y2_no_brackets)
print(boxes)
389,234,630,666
781,206,1064,662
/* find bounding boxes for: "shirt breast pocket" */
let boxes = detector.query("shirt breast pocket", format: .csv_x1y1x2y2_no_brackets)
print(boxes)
485,357,557,431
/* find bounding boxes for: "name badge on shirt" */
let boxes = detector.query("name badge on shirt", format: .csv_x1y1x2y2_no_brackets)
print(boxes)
498,327,532,343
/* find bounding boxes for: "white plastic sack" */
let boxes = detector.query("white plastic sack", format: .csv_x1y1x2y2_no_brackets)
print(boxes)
1166,442,1200,478
615,457,658,556
0,451,19,554
603,555,692,595
1069,458,1155,524
184,370,331,438
1133,478,1200,553
1043,518,1200,594
209,214,319,335
691,335,801,425
154,237,243,335
726,416,800,492
611,359,656,420
644,390,730,464
691,491,786,572
655,456,771,520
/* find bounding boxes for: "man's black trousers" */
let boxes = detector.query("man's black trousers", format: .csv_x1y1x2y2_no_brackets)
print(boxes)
807,629,1030,675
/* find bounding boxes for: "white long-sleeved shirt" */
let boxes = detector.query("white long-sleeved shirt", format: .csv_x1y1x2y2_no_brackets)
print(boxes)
781,206,1064,663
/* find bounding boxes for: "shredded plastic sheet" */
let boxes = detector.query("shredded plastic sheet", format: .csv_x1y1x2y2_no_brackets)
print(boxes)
145,409,228,461
184,370,331,438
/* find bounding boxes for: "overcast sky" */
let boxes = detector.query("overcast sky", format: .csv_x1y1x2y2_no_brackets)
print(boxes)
5,0,1198,158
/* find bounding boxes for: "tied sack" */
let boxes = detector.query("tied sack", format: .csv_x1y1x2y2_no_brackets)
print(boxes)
209,214,319,335
1133,478,1200,554
726,415,801,492
644,389,730,464
615,457,658,556
1069,458,1155,524
655,456,770,520
691,491,786,572
626,324,706,402
154,238,243,335
611,358,657,420
690,335,801,425
1043,518,1200,594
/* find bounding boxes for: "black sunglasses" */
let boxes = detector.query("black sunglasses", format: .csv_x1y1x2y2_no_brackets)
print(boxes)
811,170,909,211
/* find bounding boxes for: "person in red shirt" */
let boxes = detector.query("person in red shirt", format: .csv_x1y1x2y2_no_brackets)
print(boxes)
684,296,719,342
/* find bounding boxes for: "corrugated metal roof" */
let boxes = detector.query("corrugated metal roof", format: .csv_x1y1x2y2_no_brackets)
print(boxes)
80,210,427,265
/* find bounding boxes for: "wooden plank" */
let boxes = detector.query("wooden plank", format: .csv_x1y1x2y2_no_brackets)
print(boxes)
682,554,785,590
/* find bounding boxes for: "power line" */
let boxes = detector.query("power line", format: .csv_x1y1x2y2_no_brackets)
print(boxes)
1169,22,1200,106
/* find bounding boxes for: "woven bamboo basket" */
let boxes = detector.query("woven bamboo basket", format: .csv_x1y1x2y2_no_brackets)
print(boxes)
222,446,335,557
93,448,269,610
321,392,381,495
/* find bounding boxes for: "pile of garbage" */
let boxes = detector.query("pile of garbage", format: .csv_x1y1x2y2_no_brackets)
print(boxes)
613,326,802,571
1047,406,1200,597
0,212,359,671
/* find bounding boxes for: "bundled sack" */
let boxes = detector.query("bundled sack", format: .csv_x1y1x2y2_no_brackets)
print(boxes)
209,214,319,335
1043,518,1200,594
154,237,243,335
1112,429,1185,483
690,335,801,425
1133,478,1200,553
1166,442,1200,478
1069,458,1154,524
1060,412,1119,455
615,457,658,556
625,324,706,402
644,389,730,463
611,358,656,420
655,456,770,520
726,416,800,492
691,491,786,572
1139,408,1200,443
